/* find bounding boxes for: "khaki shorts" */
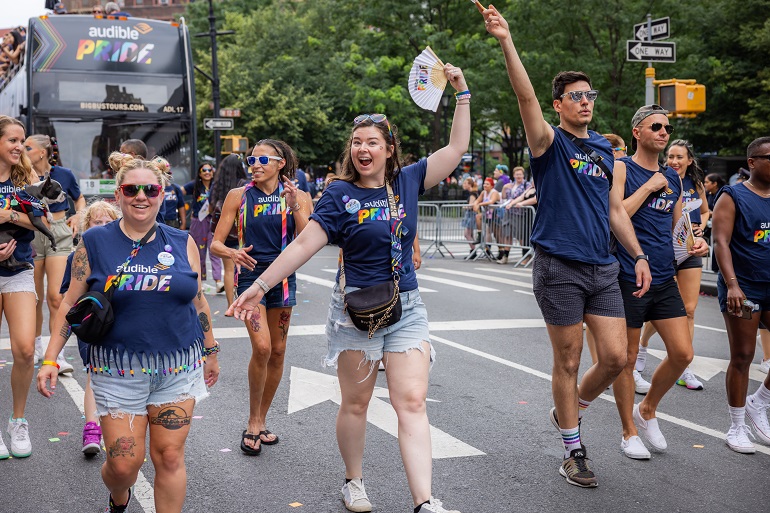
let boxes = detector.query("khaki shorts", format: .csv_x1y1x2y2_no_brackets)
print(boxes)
31,218,74,260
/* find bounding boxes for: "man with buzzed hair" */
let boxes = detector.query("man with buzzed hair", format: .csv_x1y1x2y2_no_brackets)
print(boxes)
119,139,147,159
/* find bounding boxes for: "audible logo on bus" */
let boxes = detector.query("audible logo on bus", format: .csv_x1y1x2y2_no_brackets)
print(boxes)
75,25,154,64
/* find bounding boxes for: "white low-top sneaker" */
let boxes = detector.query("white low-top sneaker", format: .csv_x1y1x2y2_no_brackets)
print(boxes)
621,435,651,460
676,368,704,390
726,424,756,454
7,418,31,458
759,359,770,374
745,395,770,445
0,433,9,459
56,354,74,375
417,497,461,513
633,404,667,452
633,370,651,394
341,478,372,512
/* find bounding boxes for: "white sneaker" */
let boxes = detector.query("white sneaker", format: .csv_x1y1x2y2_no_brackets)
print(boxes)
378,361,385,371
0,432,8,459
341,478,372,512
726,424,756,454
33,336,44,364
633,370,651,394
759,359,770,374
745,395,770,445
636,345,647,372
633,404,667,452
7,418,31,458
621,435,651,460
56,353,74,375
417,497,461,513
676,368,703,390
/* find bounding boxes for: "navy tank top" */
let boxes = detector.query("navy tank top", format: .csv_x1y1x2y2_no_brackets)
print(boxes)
717,184,770,283
242,184,296,263
681,175,702,224
82,222,204,374
617,158,681,284
529,126,615,265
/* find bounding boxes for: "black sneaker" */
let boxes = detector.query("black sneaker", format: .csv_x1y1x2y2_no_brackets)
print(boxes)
106,488,132,513
559,447,598,488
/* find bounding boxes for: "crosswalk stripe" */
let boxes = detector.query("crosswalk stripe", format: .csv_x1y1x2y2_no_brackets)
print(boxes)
318,269,437,292
414,273,498,292
473,267,532,278
296,273,336,288
428,268,532,288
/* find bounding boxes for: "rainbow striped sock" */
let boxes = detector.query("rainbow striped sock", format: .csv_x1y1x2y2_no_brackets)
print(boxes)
578,397,592,419
560,427,581,457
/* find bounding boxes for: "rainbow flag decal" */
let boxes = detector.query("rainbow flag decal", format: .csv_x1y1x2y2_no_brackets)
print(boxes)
32,19,67,72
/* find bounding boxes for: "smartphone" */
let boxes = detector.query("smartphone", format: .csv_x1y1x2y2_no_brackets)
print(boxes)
740,300,757,319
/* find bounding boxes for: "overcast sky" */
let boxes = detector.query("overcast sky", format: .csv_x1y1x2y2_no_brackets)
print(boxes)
3,0,49,29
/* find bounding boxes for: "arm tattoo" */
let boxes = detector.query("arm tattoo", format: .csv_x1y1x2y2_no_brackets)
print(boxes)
150,406,191,430
278,311,291,342
198,312,211,332
72,241,89,281
197,288,202,301
107,436,136,458
60,323,72,340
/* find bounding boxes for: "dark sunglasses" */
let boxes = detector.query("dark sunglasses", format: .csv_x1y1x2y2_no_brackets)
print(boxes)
200,167,214,173
119,184,163,198
559,90,599,102
354,113,393,140
749,155,770,161
246,155,282,167
644,122,674,134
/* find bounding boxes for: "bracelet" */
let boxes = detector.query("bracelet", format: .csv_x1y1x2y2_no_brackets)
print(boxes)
456,93,471,101
454,89,470,97
42,360,60,370
255,277,271,294
291,203,301,211
729,277,737,282
202,342,220,356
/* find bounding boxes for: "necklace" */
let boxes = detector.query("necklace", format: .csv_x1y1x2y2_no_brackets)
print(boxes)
746,181,770,197
356,181,385,189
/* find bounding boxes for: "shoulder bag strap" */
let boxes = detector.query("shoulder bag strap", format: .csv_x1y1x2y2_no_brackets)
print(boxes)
556,126,613,189
105,223,157,300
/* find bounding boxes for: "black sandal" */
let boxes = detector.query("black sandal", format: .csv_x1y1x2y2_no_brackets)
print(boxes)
259,430,279,446
240,430,261,455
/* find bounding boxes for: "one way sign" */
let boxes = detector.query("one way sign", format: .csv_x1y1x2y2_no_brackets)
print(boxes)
626,40,676,63
633,17,670,41
203,118,234,130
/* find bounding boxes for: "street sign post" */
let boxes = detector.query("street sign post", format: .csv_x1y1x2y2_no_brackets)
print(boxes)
633,17,670,41
203,118,234,130
626,41,676,63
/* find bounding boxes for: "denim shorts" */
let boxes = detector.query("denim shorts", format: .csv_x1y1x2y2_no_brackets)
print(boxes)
32,219,74,260
717,274,770,313
237,265,297,308
0,269,36,296
90,350,209,417
323,285,433,376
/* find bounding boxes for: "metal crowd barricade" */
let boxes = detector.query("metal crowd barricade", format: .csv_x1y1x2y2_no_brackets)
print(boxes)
417,202,443,256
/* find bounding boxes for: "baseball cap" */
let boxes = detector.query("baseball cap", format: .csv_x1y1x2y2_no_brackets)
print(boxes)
630,104,669,151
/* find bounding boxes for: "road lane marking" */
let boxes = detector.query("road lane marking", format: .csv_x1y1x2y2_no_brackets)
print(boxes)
57,375,156,512
473,267,533,278
428,268,533,288
413,273,498,291
317,269,437,292
429,334,770,456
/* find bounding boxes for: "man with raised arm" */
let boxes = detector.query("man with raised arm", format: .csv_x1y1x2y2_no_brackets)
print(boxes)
483,6,652,488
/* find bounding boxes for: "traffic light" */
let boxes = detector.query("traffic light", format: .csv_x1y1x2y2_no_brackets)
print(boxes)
656,79,706,117
220,135,249,155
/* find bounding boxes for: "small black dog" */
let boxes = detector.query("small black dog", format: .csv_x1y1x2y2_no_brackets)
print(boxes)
0,175,66,270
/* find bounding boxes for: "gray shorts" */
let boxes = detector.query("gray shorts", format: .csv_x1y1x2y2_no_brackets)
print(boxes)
32,218,74,260
532,247,624,326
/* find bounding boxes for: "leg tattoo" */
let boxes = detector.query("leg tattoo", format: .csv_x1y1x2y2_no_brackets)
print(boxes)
150,406,191,430
107,436,136,458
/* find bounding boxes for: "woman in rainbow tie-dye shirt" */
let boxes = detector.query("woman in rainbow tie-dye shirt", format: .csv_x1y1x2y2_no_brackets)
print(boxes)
183,162,223,292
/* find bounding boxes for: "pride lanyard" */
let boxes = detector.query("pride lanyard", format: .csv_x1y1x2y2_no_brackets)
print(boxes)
236,182,290,306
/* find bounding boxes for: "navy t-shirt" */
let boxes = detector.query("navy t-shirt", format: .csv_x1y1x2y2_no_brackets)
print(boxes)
241,184,297,263
310,159,427,292
82,222,203,370
42,166,81,213
295,170,309,193
184,181,210,218
617,157,681,285
681,175,702,225
162,183,185,221
529,126,615,265
717,184,770,283
0,179,46,276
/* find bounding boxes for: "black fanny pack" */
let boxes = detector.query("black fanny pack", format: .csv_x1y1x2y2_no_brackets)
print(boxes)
66,224,157,345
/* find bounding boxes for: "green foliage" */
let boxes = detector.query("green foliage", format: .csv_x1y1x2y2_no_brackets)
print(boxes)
185,0,770,168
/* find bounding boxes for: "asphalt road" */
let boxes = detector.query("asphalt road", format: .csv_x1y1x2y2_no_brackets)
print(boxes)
0,244,766,513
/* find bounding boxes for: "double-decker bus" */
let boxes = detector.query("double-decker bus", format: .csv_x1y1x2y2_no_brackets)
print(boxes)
0,14,196,193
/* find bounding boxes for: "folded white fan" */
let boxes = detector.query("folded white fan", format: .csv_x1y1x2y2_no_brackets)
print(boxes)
682,198,702,214
408,46,447,112
672,211,695,264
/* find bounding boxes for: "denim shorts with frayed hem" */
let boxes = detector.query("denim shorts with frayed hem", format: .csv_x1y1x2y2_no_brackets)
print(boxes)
0,269,36,296
324,285,434,379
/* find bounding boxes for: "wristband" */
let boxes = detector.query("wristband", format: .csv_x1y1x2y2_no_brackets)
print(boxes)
454,90,470,97
42,360,60,370
202,342,220,357
255,277,271,294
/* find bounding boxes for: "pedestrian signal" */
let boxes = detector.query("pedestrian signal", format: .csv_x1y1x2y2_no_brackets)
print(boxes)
656,79,706,117
221,135,249,155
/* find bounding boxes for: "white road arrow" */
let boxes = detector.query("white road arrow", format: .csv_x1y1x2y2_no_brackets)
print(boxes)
646,348,769,382
288,366,485,459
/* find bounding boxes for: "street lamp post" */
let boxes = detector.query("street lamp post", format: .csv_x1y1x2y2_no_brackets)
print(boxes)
441,93,450,147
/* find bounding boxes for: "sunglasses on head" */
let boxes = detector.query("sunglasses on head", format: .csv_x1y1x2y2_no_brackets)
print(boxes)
559,90,599,102
643,122,674,134
119,184,163,198
246,155,282,167
353,113,393,140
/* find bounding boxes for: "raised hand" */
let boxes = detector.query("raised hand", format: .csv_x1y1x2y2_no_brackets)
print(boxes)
483,5,510,41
